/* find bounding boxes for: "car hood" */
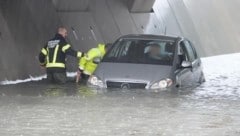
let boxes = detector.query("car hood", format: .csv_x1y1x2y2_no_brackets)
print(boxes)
95,62,172,84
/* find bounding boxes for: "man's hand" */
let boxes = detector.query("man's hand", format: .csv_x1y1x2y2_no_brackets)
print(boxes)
40,65,46,70
76,69,82,83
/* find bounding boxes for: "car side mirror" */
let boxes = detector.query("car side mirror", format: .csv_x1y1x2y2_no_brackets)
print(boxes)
181,61,192,68
93,58,101,64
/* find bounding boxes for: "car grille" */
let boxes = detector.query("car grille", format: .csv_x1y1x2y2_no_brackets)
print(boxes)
106,81,147,89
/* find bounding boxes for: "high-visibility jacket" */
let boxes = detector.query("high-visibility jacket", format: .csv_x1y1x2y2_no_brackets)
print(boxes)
79,44,106,75
39,34,83,72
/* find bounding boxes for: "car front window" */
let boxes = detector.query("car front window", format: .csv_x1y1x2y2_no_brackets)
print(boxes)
102,38,176,65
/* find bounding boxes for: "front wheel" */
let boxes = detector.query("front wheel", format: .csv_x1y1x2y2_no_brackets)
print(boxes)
198,72,206,84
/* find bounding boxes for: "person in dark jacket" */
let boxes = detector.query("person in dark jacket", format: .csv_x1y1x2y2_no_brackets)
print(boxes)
39,26,83,84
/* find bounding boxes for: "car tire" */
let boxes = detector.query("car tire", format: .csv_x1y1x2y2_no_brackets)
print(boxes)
198,72,206,84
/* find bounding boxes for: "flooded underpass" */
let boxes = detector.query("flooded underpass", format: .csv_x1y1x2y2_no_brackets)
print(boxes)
0,54,240,136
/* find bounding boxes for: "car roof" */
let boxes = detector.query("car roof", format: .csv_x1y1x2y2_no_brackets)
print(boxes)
118,34,181,41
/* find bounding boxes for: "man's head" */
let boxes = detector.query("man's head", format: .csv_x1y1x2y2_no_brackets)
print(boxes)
58,26,68,38
149,44,160,56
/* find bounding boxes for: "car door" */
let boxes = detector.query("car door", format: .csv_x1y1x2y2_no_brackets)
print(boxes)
184,40,202,85
175,40,195,88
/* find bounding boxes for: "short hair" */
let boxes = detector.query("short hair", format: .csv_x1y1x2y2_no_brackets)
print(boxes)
57,26,67,33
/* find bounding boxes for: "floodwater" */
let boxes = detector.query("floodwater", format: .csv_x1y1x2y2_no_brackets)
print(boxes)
0,54,240,136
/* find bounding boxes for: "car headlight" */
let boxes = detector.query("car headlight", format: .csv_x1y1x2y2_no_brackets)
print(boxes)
150,78,173,89
88,75,104,88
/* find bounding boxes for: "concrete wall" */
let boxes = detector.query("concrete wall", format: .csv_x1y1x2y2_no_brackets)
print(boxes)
0,10,17,80
183,0,240,55
0,0,61,80
0,0,240,81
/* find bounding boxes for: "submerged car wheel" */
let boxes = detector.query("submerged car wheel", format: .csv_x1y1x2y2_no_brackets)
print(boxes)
198,72,206,84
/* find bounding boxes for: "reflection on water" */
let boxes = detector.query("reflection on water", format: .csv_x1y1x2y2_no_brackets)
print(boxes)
0,81,239,136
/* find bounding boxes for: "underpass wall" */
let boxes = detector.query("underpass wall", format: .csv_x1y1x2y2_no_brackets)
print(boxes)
183,0,240,55
0,0,61,81
0,0,240,81
0,11,17,80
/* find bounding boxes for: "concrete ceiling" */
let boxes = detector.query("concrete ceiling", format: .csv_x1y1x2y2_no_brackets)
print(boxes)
52,0,89,11
124,0,156,13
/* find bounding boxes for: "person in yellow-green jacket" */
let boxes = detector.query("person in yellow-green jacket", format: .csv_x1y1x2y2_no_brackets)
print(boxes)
76,43,111,83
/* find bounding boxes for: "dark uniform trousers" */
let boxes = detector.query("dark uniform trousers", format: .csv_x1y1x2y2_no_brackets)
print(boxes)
47,71,67,84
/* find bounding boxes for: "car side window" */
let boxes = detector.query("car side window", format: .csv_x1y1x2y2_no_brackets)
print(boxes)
179,42,190,62
108,40,131,58
183,40,197,62
189,41,198,59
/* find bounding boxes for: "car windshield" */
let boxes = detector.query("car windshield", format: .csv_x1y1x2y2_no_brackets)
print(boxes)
102,38,176,65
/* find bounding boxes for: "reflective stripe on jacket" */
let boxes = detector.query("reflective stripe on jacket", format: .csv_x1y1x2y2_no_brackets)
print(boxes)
39,34,82,70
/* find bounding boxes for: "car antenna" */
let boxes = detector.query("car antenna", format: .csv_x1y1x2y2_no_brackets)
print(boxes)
164,26,167,35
